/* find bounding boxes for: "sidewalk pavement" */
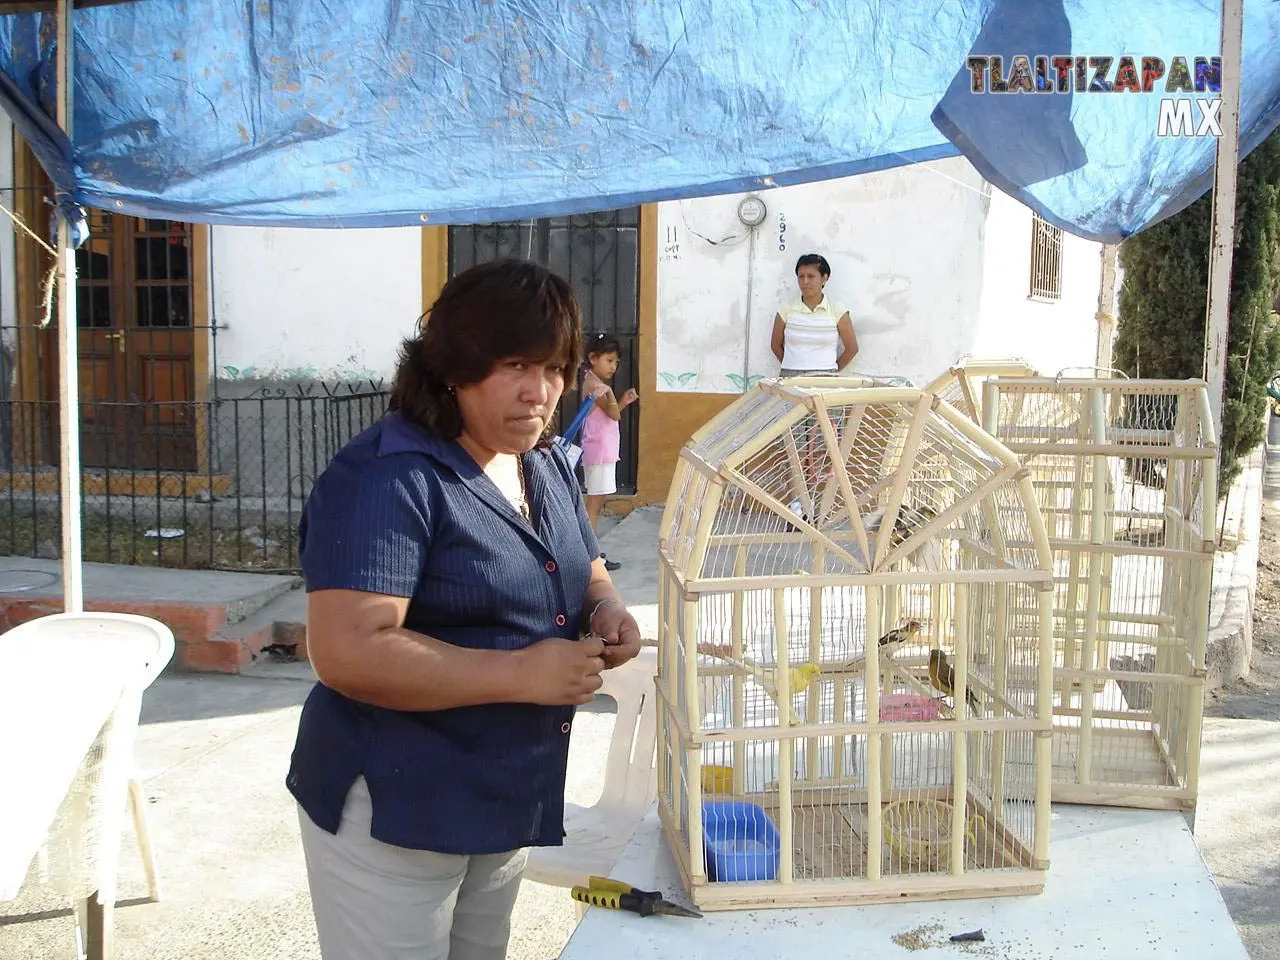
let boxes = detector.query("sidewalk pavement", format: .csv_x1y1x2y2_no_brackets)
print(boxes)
1195,718,1280,960
0,666,614,959
1196,421,1280,960
0,514,645,960
1208,438,1267,691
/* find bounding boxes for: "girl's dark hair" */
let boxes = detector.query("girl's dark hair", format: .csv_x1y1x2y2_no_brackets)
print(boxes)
586,331,623,358
389,258,583,440
795,253,831,278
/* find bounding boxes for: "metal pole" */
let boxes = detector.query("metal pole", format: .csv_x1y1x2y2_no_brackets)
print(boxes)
56,0,83,612
1203,0,1245,456
743,224,756,386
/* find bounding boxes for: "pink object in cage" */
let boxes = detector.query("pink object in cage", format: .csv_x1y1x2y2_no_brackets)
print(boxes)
879,694,943,722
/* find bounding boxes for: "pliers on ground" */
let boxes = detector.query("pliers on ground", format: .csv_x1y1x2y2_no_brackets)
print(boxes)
570,875,703,919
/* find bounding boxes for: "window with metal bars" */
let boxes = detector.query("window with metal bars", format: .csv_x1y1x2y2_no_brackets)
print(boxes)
1028,212,1063,301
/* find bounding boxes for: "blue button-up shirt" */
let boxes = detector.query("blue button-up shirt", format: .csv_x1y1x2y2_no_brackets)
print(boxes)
285,411,601,855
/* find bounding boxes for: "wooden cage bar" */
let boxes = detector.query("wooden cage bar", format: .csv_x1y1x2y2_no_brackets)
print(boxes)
981,375,1216,811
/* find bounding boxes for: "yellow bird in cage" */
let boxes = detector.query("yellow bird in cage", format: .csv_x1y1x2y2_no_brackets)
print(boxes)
723,656,821,725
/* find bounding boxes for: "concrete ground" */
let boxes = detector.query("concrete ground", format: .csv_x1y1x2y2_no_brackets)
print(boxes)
0,669,620,959
1196,718,1280,960
0,514,643,960
1,491,1277,958
1198,422,1280,960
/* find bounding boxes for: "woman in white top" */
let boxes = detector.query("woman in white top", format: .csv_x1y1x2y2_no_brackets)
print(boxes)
771,253,858,377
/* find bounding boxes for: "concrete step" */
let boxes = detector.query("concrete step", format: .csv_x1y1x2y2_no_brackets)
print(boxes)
0,556,300,672
200,586,308,674
223,575,298,624
266,587,308,657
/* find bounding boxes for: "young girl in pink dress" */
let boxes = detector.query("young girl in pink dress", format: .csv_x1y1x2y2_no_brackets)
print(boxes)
581,333,638,570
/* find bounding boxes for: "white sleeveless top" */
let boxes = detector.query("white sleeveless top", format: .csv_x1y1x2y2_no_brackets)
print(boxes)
778,296,843,371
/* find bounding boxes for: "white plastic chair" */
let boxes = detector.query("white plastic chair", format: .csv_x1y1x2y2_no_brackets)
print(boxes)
525,646,658,889
2,612,174,903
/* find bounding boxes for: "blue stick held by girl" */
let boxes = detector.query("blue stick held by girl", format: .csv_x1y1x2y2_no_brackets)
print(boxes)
580,333,638,570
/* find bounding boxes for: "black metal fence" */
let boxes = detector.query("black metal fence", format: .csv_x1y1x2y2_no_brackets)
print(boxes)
0,206,642,572
0,382,389,572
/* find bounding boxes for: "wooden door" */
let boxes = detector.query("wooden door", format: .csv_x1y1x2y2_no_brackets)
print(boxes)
58,209,198,471
15,136,202,474
120,218,198,471
75,207,125,467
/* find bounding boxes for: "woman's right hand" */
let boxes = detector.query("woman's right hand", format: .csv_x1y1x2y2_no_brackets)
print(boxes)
516,636,606,705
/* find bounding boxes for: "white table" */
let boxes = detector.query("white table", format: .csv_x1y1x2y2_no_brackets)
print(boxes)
559,803,1250,960
0,637,146,959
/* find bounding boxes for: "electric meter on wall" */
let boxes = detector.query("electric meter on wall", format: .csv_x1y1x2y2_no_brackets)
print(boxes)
737,195,767,227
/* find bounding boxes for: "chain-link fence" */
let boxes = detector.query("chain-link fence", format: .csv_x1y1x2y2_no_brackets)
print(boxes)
0,381,389,572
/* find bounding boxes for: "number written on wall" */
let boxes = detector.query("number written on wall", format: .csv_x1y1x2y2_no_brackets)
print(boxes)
661,225,681,262
777,213,786,252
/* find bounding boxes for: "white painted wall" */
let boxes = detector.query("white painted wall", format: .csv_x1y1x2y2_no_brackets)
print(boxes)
211,226,422,382
655,160,1105,393
970,190,1104,376
141,158,1102,392
655,158,992,393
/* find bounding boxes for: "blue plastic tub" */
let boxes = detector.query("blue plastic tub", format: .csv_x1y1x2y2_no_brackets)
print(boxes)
701,800,781,882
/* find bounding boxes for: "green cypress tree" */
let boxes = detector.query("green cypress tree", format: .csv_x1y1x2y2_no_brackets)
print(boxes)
1114,131,1280,492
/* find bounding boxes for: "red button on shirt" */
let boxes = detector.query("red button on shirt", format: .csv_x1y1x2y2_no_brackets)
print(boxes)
545,561,557,573
555,614,566,626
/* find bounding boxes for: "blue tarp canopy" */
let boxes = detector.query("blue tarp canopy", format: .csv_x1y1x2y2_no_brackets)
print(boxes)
0,0,1278,241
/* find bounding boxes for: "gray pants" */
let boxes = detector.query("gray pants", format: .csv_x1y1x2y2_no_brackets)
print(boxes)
780,368,837,378
298,777,529,960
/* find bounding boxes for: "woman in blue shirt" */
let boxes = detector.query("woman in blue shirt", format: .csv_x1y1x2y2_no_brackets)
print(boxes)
287,258,642,960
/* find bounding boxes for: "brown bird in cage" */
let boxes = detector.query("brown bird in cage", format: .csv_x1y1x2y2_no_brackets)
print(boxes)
862,503,943,570
928,649,980,714
876,617,924,657
888,503,938,548
841,618,924,671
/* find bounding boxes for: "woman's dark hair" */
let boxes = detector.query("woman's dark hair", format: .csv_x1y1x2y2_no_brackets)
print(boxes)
586,331,623,359
795,253,831,278
389,258,583,439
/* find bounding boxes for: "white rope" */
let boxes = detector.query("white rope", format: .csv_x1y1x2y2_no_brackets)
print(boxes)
886,151,994,199
38,260,56,329
0,197,59,328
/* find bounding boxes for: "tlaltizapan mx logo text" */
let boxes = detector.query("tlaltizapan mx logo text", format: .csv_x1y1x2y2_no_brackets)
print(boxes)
967,55,1224,138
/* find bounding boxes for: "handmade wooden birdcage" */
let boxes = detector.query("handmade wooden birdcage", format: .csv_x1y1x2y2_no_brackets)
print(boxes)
980,377,1216,810
923,358,1039,425
656,381,1056,910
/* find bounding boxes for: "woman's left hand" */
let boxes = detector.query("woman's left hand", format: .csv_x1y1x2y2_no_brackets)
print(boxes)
590,600,643,669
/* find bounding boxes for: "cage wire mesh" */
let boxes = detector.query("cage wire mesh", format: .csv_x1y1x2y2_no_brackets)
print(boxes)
981,377,1216,810
656,382,1055,909
923,358,1040,427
